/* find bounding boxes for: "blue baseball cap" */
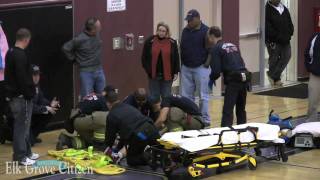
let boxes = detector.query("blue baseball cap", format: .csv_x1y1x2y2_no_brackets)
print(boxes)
185,9,200,21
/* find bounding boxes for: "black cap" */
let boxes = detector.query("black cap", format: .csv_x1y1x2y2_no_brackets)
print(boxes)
31,65,40,75
185,9,200,21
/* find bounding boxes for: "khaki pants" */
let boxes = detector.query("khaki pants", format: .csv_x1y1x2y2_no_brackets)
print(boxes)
73,111,108,145
165,107,203,132
308,74,320,122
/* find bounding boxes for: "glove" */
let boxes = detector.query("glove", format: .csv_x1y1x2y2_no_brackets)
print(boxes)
208,79,215,91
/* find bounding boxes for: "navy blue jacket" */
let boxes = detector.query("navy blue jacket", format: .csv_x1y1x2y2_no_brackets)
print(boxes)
209,41,246,82
305,33,320,76
180,23,209,68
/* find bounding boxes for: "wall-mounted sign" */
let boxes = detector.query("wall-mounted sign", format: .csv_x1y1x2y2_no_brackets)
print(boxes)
107,0,126,12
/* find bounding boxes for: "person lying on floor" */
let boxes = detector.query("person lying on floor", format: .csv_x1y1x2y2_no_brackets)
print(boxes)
123,88,157,121
104,90,159,166
152,94,205,133
57,85,115,150
30,65,60,146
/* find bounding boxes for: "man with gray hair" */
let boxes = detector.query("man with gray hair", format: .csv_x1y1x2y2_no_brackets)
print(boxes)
63,17,106,98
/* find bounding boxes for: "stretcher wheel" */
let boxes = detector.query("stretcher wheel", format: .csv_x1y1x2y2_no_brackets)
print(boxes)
254,148,261,156
248,157,257,170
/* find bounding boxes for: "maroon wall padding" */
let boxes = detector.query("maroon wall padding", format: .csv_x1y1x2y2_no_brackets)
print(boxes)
73,0,153,98
298,0,320,78
222,0,239,46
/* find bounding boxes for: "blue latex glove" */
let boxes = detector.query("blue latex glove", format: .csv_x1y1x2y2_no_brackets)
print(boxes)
208,79,215,91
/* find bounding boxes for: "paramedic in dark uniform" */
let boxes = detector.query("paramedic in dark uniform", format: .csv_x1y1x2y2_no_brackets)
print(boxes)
153,94,204,128
207,26,251,127
123,88,155,120
104,91,159,166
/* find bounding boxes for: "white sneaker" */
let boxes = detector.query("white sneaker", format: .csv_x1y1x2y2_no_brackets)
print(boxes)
29,153,40,160
20,157,36,166
274,80,283,87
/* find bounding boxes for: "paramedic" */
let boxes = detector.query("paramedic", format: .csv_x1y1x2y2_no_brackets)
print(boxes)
208,26,251,127
104,91,159,166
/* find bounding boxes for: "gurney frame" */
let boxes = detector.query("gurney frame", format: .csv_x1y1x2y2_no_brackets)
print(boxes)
147,127,288,177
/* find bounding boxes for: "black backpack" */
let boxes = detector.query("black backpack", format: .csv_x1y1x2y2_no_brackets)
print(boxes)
305,33,320,76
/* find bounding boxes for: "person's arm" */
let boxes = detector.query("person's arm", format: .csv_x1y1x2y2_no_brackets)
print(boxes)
105,114,118,148
15,55,34,99
62,38,77,61
154,107,170,128
38,88,50,106
141,36,152,76
32,97,48,114
172,39,181,77
287,9,294,36
209,47,222,81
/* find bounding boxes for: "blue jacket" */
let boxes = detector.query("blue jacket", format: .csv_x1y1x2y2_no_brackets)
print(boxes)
180,23,209,68
305,33,320,76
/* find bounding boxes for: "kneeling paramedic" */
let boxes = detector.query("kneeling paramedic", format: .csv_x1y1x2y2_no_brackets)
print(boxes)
208,26,251,127
104,91,159,166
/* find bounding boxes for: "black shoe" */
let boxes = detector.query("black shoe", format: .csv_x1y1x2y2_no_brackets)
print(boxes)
56,133,72,150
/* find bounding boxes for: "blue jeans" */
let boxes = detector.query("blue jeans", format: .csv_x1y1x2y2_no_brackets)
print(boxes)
80,69,106,97
149,78,173,101
9,97,33,162
180,65,211,124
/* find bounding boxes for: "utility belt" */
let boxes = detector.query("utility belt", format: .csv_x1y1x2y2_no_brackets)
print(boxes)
225,70,252,83
134,120,159,141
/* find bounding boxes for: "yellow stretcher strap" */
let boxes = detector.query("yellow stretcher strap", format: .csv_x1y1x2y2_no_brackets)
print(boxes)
94,132,105,141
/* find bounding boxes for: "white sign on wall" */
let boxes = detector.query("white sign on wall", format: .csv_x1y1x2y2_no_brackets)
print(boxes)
107,0,126,12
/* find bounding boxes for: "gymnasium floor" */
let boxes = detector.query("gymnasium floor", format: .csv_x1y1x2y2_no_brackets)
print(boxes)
0,92,319,180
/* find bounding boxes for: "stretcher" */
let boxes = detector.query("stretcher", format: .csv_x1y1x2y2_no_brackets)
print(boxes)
147,123,288,177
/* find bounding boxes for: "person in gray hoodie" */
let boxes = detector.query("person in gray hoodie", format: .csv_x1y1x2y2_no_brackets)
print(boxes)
62,17,106,98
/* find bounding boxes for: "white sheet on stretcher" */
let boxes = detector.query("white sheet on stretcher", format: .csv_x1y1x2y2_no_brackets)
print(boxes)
291,122,320,137
160,123,282,152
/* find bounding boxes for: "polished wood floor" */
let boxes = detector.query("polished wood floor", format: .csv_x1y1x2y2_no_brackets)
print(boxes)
1,93,319,180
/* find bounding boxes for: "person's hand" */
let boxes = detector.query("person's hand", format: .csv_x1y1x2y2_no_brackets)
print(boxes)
208,79,215,91
104,147,112,155
50,97,60,108
173,74,178,81
46,106,58,114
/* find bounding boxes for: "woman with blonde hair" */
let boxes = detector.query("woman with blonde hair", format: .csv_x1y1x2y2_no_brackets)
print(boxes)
141,22,180,102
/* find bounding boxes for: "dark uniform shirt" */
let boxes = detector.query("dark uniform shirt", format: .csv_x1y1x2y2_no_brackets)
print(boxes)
161,95,201,116
209,41,246,81
105,103,153,148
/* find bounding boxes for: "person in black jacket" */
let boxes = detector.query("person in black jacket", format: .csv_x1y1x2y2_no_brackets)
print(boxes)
141,22,180,101
265,0,294,87
4,28,38,166
208,26,251,127
123,88,156,120
104,91,159,166
30,65,60,146
305,32,320,122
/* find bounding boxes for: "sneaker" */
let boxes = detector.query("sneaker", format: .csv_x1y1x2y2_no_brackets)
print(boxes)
19,157,36,166
29,153,40,160
274,80,283,87
267,74,274,86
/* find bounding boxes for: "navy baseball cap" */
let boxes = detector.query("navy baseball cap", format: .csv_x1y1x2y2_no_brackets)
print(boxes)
185,9,200,21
